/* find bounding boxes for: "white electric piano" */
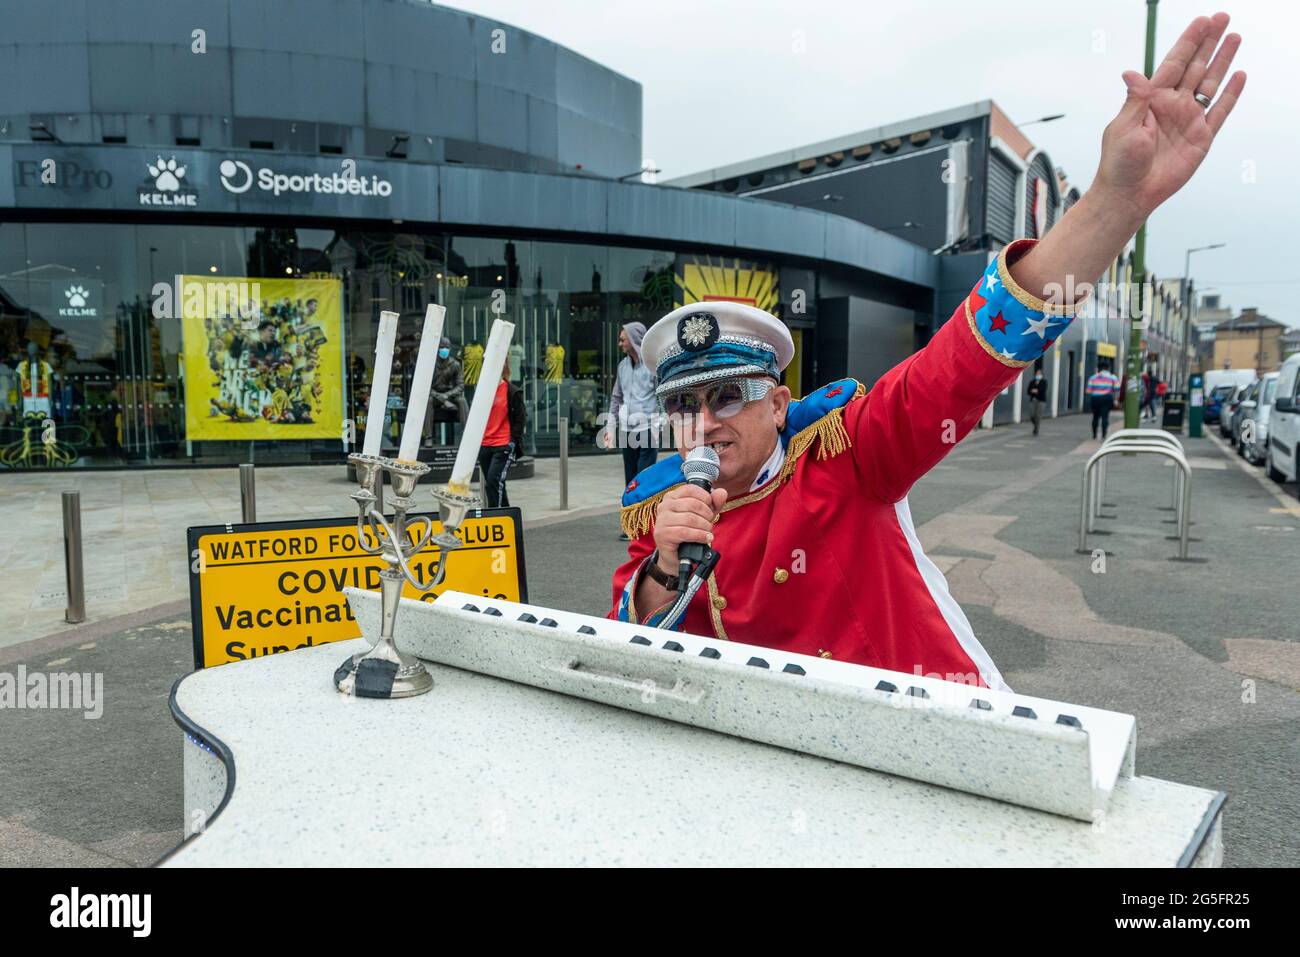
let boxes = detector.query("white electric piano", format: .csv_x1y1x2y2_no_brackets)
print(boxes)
161,590,1225,867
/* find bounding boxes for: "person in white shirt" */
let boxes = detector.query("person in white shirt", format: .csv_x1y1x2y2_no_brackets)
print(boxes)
604,322,659,539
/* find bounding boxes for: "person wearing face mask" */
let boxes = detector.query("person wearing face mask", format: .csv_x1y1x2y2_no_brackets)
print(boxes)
427,337,466,447
1026,366,1049,436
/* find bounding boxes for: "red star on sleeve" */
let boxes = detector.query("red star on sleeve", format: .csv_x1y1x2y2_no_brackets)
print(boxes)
987,311,1010,334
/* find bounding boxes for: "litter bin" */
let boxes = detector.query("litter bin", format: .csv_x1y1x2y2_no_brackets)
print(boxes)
1161,392,1187,432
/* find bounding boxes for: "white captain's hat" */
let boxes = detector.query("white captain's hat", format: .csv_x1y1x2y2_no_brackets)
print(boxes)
639,301,794,398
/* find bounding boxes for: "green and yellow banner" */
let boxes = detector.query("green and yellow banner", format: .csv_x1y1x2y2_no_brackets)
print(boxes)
180,275,344,441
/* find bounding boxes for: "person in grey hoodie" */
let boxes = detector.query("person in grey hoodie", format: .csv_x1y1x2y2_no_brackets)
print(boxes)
604,322,659,537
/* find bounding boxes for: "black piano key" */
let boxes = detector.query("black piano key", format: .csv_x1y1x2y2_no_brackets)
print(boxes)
1012,705,1038,719
461,603,480,612
781,663,806,675
576,625,597,635
905,686,930,699
875,680,898,693
517,613,537,623
1056,714,1083,728
629,635,652,646
699,647,722,659
538,618,558,627
663,641,684,652
747,657,769,668
970,698,993,711
484,607,503,617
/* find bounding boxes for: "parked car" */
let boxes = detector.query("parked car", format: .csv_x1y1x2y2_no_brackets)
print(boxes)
1204,367,1257,398
1218,385,1244,437
1266,353,1300,484
1221,381,1252,441
1239,372,1279,465
1204,383,1237,424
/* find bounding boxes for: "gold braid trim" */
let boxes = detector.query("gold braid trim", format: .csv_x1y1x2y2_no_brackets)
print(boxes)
706,574,730,642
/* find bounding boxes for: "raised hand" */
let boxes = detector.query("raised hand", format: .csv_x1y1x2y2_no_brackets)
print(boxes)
1007,12,1247,304
1095,12,1246,218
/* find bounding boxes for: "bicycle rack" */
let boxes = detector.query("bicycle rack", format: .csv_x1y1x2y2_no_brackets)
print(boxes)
1079,432,1192,560
1091,429,1188,525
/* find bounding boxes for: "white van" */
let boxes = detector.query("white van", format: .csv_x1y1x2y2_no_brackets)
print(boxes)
1204,368,1257,395
1266,353,1300,484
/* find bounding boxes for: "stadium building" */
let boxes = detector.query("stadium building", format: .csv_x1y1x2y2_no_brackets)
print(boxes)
1,0,1147,470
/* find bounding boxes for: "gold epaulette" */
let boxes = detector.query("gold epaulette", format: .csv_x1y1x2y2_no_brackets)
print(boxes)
776,380,863,483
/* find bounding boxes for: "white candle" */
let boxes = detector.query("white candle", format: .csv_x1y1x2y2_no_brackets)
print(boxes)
361,311,399,458
397,304,446,462
449,319,515,491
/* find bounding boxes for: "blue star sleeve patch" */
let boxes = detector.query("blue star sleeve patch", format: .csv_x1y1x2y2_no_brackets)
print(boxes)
964,239,1082,367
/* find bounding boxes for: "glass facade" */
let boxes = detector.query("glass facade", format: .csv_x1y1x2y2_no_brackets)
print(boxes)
0,220,735,469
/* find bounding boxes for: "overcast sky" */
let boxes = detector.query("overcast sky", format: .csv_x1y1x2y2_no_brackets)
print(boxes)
447,0,1297,326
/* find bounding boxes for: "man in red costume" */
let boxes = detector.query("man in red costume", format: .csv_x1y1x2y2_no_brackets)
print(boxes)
609,14,1245,690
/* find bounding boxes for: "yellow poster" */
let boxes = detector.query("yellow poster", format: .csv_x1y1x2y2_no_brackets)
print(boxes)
181,276,343,440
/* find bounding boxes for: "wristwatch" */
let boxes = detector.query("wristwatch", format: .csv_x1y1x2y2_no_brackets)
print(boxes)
644,551,680,591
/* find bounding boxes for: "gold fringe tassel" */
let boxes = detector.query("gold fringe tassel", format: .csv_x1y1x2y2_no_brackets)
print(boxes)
777,404,853,483
620,487,672,539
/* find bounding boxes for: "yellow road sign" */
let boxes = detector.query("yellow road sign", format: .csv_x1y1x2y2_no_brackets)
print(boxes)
186,509,527,668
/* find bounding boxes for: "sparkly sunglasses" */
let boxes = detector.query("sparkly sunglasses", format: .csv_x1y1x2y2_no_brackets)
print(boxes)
660,378,774,419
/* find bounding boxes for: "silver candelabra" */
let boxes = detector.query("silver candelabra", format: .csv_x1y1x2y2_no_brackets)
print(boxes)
333,452,481,699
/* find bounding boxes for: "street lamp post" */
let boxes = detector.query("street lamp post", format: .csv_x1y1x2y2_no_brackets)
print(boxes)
1125,0,1160,431
1182,243,1226,382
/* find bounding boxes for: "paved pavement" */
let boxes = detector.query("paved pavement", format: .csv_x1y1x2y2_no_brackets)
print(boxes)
0,451,628,652
2,414,1297,866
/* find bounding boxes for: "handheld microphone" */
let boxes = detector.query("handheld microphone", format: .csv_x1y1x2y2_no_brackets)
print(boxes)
678,446,721,587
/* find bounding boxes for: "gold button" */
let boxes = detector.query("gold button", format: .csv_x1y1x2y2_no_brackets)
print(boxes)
712,595,727,610
773,568,789,584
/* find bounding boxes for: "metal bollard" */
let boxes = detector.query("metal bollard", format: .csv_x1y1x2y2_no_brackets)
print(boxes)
239,463,257,523
62,491,86,624
558,416,569,511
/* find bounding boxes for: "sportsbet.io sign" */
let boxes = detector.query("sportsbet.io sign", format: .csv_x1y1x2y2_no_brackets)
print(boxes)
217,158,393,197
7,144,400,215
186,510,527,668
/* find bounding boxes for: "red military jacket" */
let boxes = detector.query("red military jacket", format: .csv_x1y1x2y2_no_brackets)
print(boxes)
608,239,1076,690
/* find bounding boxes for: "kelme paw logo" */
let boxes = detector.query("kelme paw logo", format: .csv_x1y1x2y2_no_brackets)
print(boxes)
147,156,187,192
65,285,89,307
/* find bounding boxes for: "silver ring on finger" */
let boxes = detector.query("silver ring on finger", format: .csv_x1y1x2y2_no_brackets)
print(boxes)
1194,91,1213,109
